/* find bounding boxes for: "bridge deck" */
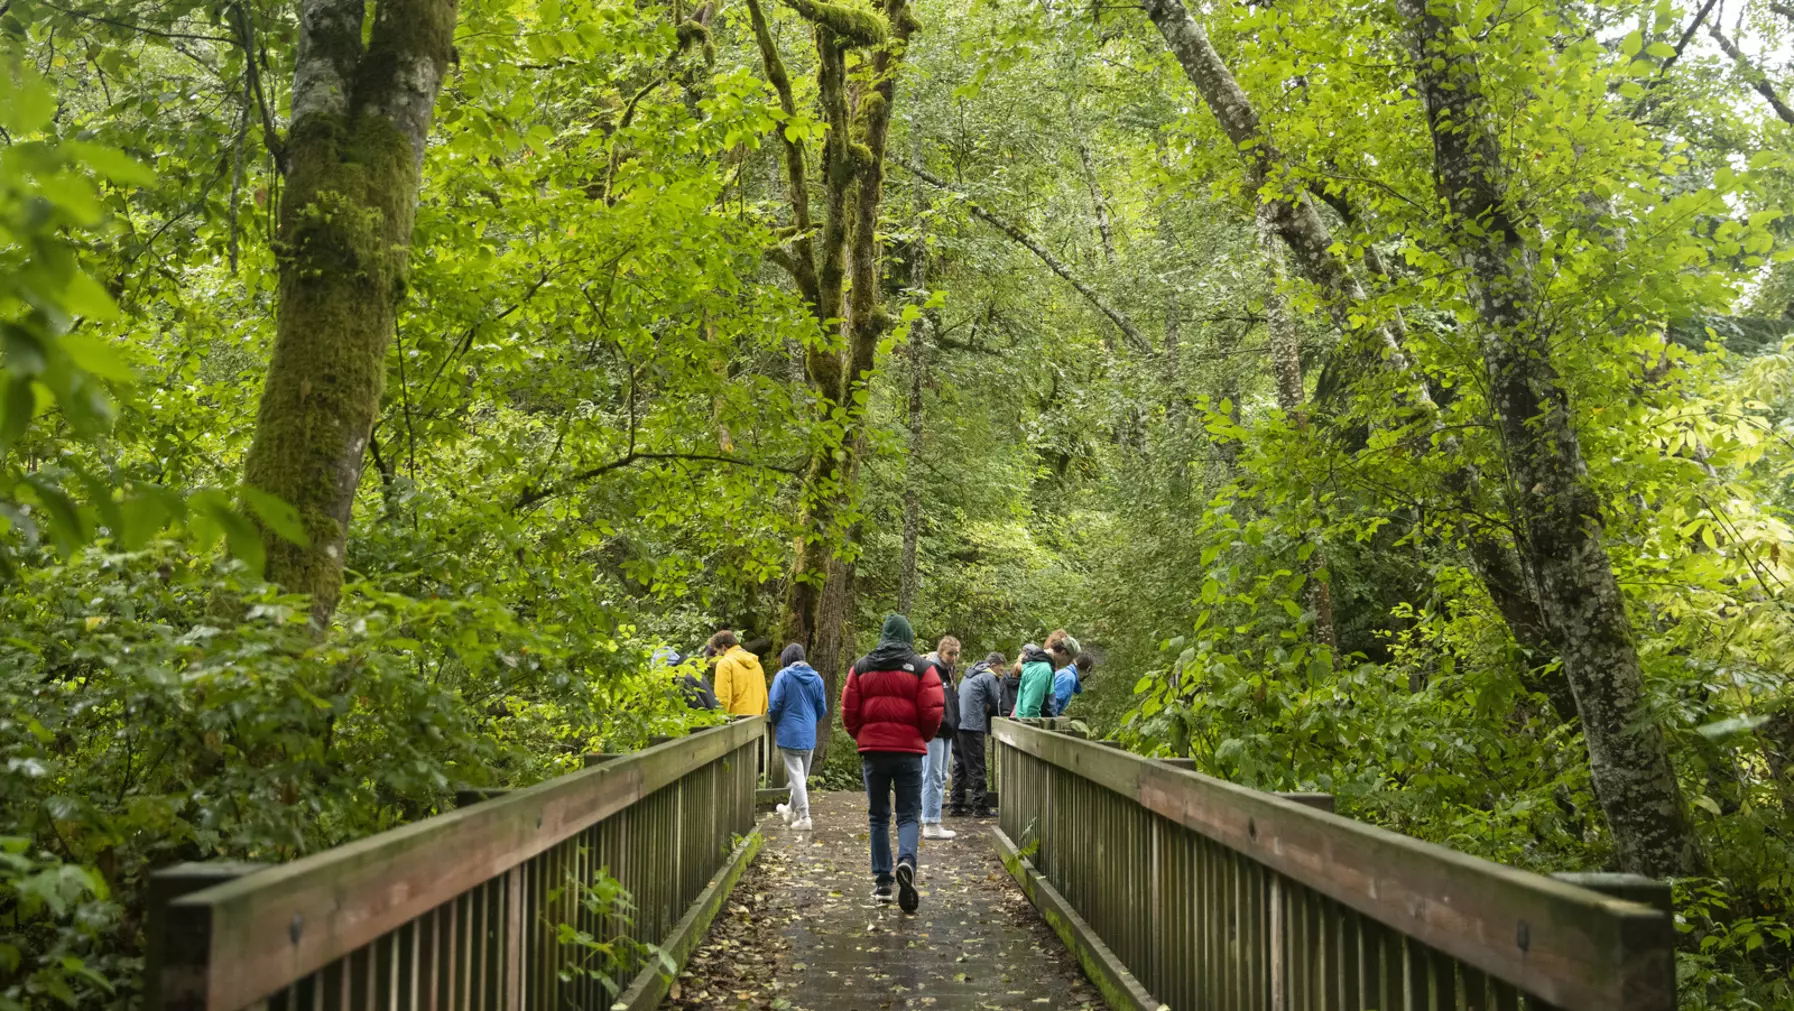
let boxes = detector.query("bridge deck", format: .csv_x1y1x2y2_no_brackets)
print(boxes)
667,790,1103,1011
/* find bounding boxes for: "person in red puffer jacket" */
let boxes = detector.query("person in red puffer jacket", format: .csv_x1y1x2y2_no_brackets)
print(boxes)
841,613,943,913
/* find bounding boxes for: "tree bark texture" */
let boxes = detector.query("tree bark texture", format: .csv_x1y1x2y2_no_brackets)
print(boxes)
1399,0,1703,876
243,0,457,625
1077,140,1117,264
752,0,916,683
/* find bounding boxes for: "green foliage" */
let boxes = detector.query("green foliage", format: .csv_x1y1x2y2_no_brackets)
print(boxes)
552,854,675,996
6,0,1794,1004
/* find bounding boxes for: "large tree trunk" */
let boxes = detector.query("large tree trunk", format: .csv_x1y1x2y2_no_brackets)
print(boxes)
1398,0,1704,877
765,0,915,693
242,0,456,625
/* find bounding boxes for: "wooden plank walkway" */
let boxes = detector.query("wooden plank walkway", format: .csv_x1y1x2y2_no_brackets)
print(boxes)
665,790,1104,1011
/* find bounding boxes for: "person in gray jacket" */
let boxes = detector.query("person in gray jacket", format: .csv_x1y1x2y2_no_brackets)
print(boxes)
950,652,1005,817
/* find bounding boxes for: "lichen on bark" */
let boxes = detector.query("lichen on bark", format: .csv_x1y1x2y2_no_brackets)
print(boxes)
1396,0,1704,877
242,0,457,626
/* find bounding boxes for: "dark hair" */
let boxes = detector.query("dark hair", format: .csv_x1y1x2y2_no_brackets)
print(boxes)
984,651,1007,667
1075,653,1095,672
709,629,738,650
779,643,806,668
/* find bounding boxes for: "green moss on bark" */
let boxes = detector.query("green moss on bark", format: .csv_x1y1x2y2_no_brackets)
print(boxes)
245,112,425,623
782,0,887,46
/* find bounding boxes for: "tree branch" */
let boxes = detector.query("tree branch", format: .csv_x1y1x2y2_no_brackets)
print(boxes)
1626,0,1721,120
744,0,823,311
229,3,288,174
894,158,1150,353
1709,25,1794,125
514,451,804,511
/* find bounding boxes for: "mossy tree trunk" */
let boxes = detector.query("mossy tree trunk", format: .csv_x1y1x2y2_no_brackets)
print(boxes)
242,0,456,625
1398,0,1704,877
747,0,916,694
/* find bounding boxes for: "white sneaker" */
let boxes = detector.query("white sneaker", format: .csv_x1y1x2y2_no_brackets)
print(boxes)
922,824,956,840
790,817,813,831
775,802,792,824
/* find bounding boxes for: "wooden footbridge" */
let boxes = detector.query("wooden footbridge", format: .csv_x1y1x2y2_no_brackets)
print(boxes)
145,717,1676,1011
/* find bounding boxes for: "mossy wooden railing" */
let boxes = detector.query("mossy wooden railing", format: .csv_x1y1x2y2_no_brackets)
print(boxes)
993,718,1675,1011
144,717,764,1011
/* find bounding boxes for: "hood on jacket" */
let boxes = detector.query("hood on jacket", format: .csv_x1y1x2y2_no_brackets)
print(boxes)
878,613,915,647
860,638,924,673
1020,643,1053,665
779,661,822,684
967,661,995,679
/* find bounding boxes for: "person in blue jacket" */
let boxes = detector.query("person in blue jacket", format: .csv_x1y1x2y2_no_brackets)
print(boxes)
1043,630,1081,717
1052,648,1090,717
768,643,828,831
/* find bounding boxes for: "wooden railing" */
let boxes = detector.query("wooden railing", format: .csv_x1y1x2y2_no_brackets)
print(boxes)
145,717,764,1011
992,718,1675,1011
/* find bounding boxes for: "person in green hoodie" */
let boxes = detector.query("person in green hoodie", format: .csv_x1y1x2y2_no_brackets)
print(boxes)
1013,642,1056,718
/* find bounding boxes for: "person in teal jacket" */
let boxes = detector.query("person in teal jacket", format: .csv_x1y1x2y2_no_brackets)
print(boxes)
1013,643,1056,717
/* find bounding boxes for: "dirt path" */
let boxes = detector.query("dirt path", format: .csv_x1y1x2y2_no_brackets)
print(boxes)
663,790,1103,1011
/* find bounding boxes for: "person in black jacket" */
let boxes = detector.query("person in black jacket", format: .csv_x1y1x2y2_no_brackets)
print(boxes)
950,652,1004,817
655,648,716,710
919,636,961,840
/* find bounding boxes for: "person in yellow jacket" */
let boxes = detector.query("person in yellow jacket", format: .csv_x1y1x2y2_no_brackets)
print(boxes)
710,630,769,715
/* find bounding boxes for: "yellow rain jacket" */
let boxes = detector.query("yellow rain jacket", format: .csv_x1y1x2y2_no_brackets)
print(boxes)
714,645,769,716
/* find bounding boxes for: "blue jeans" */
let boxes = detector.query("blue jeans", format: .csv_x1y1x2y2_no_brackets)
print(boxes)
862,751,923,886
921,737,953,824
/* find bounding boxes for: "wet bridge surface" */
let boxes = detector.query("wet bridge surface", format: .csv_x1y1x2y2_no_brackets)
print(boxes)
667,791,1101,1011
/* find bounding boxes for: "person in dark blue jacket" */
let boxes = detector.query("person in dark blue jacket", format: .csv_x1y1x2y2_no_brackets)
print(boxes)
767,643,828,831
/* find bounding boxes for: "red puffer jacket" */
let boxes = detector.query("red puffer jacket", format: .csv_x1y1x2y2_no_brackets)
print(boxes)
841,642,944,754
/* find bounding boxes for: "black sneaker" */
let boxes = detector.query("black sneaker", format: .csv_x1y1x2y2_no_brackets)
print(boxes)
873,884,894,904
947,807,969,818
895,860,919,914
972,808,994,819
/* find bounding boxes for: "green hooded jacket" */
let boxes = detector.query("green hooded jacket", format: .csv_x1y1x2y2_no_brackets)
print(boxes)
1014,644,1055,718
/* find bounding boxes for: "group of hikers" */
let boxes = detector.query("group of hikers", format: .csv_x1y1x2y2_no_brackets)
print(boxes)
655,617,1094,914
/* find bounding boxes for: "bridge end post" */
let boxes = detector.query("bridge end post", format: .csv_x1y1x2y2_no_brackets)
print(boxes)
144,862,268,1011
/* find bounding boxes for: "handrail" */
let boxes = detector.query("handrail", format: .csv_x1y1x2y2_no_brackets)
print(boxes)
993,718,1674,1011
150,717,765,1011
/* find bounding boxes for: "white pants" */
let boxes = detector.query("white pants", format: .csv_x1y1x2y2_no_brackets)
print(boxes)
781,747,814,821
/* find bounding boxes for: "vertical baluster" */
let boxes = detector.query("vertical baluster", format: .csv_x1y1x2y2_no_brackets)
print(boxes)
1460,966,1490,1011
377,932,396,1011
347,947,370,1011
1430,949,1458,1011
1382,922,1406,1011
319,960,344,1011
1404,935,1429,1011
1338,907,1362,1011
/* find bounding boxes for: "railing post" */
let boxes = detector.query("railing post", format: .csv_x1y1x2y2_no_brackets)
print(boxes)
1275,792,1335,814
1549,872,1673,917
456,787,513,807
144,861,267,1011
